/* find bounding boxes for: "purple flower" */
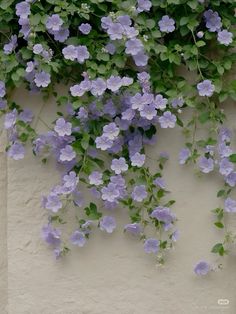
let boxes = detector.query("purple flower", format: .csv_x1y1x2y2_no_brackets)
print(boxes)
62,45,78,61
3,35,18,55
70,231,86,247
158,15,175,33
137,0,152,12
219,127,232,143
171,97,184,108
225,172,236,187
124,223,142,235
34,71,51,88
77,45,90,63
107,76,123,92
53,27,70,43
151,206,175,224
59,145,76,162
159,111,176,128
91,78,107,96
131,185,147,202
122,108,135,121
217,30,233,46
46,14,63,31
179,148,191,165
7,143,25,160
95,135,113,151
218,143,232,158
89,171,103,186
153,177,166,189
33,44,43,55
224,197,236,213
105,43,116,55
54,118,72,137
197,31,204,38
171,230,180,242
133,51,148,66
125,38,143,56
117,15,132,26
0,81,6,97
70,80,91,97
4,109,17,129
0,99,7,110
219,158,234,176
140,104,157,120
99,216,116,233
79,23,92,35
62,171,78,192
204,10,222,32
41,224,61,246
198,156,214,173
130,152,145,167
103,123,120,140
194,261,211,276
111,157,128,174
19,108,33,123
107,23,124,40
144,238,159,254
154,94,168,110
16,1,30,19
44,193,62,212
101,183,120,202
197,80,215,97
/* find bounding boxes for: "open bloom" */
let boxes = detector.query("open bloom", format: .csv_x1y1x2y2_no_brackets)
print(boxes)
158,15,175,33
197,80,215,97
194,261,211,275
144,238,160,254
99,216,116,233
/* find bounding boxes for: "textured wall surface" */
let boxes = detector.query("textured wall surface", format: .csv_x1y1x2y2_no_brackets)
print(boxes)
1,88,236,314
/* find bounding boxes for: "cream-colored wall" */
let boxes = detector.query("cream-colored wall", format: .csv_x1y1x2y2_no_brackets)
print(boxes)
1,89,236,314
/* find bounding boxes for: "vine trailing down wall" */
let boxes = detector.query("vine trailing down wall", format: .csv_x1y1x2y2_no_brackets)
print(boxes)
0,0,235,275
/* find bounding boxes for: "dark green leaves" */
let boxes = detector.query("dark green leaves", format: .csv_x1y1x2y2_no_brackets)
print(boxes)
84,203,102,220
211,243,226,256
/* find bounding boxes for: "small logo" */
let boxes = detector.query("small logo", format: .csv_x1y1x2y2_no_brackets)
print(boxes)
217,299,229,306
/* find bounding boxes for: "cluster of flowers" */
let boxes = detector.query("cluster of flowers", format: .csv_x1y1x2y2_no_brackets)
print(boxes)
0,0,235,275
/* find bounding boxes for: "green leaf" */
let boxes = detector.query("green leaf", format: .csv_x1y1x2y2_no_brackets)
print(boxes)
196,41,206,47
85,203,102,220
229,154,236,163
211,243,226,256
214,222,224,229
81,133,90,150
198,112,209,124
179,17,189,26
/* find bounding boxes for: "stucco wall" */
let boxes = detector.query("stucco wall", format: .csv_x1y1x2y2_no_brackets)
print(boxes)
1,88,236,314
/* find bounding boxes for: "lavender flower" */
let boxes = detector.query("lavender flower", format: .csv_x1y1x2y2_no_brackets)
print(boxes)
33,44,43,55
124,223,142,235
219,158,234,176
16,1,30,19
77,45,90,63
3,35,18,55
79,23,92,35
111,157,128,174
59,145,76,162
224,197,236,213
89,171,103,186
7,143,25,160
144,238,159,254
54,118,72,137
41,224,61,246
153,177,166,189
131,185,147,202
150,206,174,224
217,30,233,46
125,38,143,56
198,156,214,173
197,80,215,97
130,152,145,167
53,27,70,43
204,10,222,32
46,14,63,32
91,78,107,96
105,43,116,55
62,45,78,61
62,171,78,192
19,108,33,123
179,148,191,165
159,111,176,128
154,94,168,110
34,71,51,88
225,172,236,187
70,231,86,247
43,193,62,212
95,135,113,151
133,51,148,67
137,0,152,12
194,261,211,276
107,23,124,40
4,109,17,129
0,81,6,97
107,76,123,92
158,15,175,33
101,183,120,202
99,216,116,233
140,104,157,120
